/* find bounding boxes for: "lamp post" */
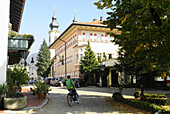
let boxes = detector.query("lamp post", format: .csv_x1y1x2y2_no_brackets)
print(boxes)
58,39,67,79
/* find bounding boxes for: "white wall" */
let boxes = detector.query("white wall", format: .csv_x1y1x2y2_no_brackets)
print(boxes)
0,0,10,84
78,41,119,58
49,31,60,59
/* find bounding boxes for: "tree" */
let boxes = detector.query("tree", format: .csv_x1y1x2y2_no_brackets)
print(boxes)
79,41,98,84
95,0,170,78
36,40,51,78
109,54,112,59
103,52,107,61
98,56,101,62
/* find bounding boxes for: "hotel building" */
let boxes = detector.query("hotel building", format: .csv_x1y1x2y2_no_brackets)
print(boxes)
49,15,121,79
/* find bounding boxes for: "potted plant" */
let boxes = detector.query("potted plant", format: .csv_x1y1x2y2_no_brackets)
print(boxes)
34,81,51,99
0,83,7,109
3,66,28,110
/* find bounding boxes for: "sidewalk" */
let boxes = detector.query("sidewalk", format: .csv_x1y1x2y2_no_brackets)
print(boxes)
0,86,48,113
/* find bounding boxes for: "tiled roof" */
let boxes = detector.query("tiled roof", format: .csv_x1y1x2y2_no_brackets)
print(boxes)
74,20,104,25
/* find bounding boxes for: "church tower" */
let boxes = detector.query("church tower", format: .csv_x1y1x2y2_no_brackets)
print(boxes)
49,7,60,59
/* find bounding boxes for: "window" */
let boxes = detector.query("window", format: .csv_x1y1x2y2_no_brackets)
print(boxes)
76,54,79,63
85,33,90,41
80,54,83,60
97,34,101,42
107,35,110,42
73,36,76,42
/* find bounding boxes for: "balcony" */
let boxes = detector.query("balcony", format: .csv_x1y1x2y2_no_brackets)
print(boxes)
8,37,29,50
8,35,34,65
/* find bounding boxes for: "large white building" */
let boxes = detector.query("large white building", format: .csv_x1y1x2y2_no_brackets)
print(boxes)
49,16,121,79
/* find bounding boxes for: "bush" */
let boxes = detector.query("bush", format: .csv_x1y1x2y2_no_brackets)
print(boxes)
141,97,168,105
134,91,141,98
114,98,170,113
112,92,124,102
7,66,29,97
134,91,168,105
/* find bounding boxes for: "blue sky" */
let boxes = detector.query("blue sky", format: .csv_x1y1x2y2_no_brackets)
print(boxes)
20,0,109,56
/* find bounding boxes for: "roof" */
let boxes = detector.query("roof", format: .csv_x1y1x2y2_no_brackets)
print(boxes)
49,20,112,49
74,20,104,25
10,0,26,32
49,19,122,49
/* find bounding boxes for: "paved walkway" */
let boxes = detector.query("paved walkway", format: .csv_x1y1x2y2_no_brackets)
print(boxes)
0,86,169,113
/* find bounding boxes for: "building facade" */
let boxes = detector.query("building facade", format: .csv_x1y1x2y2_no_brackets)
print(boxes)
49,18,121,79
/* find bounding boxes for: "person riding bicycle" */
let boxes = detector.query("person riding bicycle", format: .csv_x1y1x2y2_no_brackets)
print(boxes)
66,75,78,103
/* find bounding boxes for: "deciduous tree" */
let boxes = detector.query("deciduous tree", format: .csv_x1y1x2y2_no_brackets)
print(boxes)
95,0,170,78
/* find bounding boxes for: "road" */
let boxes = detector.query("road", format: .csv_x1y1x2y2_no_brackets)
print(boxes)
36,87,124,114
35,86,169,114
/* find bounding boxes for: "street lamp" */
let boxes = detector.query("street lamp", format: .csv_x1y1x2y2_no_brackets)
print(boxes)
58,39,67,79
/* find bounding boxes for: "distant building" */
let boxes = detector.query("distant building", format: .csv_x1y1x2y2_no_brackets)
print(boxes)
49,16,121,79
29,64,38,80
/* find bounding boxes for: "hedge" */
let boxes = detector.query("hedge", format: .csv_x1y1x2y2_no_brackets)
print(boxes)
113,92,170,113
134,91,168,105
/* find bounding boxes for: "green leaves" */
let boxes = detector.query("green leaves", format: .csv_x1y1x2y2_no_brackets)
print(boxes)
95,0,170,77
36,40,51,78
34,81,51,95
80,41,98,74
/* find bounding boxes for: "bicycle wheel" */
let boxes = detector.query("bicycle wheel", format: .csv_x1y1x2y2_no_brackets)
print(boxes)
67,94,73,107
76,94,79,104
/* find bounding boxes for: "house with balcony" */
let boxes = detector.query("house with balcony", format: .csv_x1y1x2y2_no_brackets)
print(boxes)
0,0,34,84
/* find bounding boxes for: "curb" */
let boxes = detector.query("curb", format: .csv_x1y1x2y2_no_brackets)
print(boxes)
23,98,48,110
3,98,48,113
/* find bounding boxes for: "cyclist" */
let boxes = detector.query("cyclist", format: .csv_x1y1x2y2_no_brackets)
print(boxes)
66,75,78,103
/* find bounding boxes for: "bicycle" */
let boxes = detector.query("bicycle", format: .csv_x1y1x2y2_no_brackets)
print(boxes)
67,89,79,107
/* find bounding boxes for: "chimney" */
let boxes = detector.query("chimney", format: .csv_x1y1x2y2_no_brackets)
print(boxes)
100,16,103,21
93,19,97,21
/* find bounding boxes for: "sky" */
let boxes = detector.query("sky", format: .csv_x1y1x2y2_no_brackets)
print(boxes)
19,0,110,57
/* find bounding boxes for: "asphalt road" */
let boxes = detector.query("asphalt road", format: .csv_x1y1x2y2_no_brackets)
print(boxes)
36,87,120,114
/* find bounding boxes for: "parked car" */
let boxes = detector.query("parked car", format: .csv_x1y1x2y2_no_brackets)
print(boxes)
43,77,52,85
61,79,67,86
71,78,81,88
50,77,58,86
53,79,62,87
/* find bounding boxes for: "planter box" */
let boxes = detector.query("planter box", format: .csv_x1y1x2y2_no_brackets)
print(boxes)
4,96,27,110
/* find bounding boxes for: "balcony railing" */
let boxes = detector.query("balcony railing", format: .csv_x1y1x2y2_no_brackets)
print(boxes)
8,37,29,50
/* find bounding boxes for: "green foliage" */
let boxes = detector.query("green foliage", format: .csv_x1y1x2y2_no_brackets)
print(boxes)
103,52,107,61
113,96,170,113
36,40,51,78
8,31,17,37
95,0,170,77
98,56,101,62
34,81,51,95
134,91,168,105
109,54,112,59
0,83,7,97
79,41,98,74
134,91,141,98
7,66,28,97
